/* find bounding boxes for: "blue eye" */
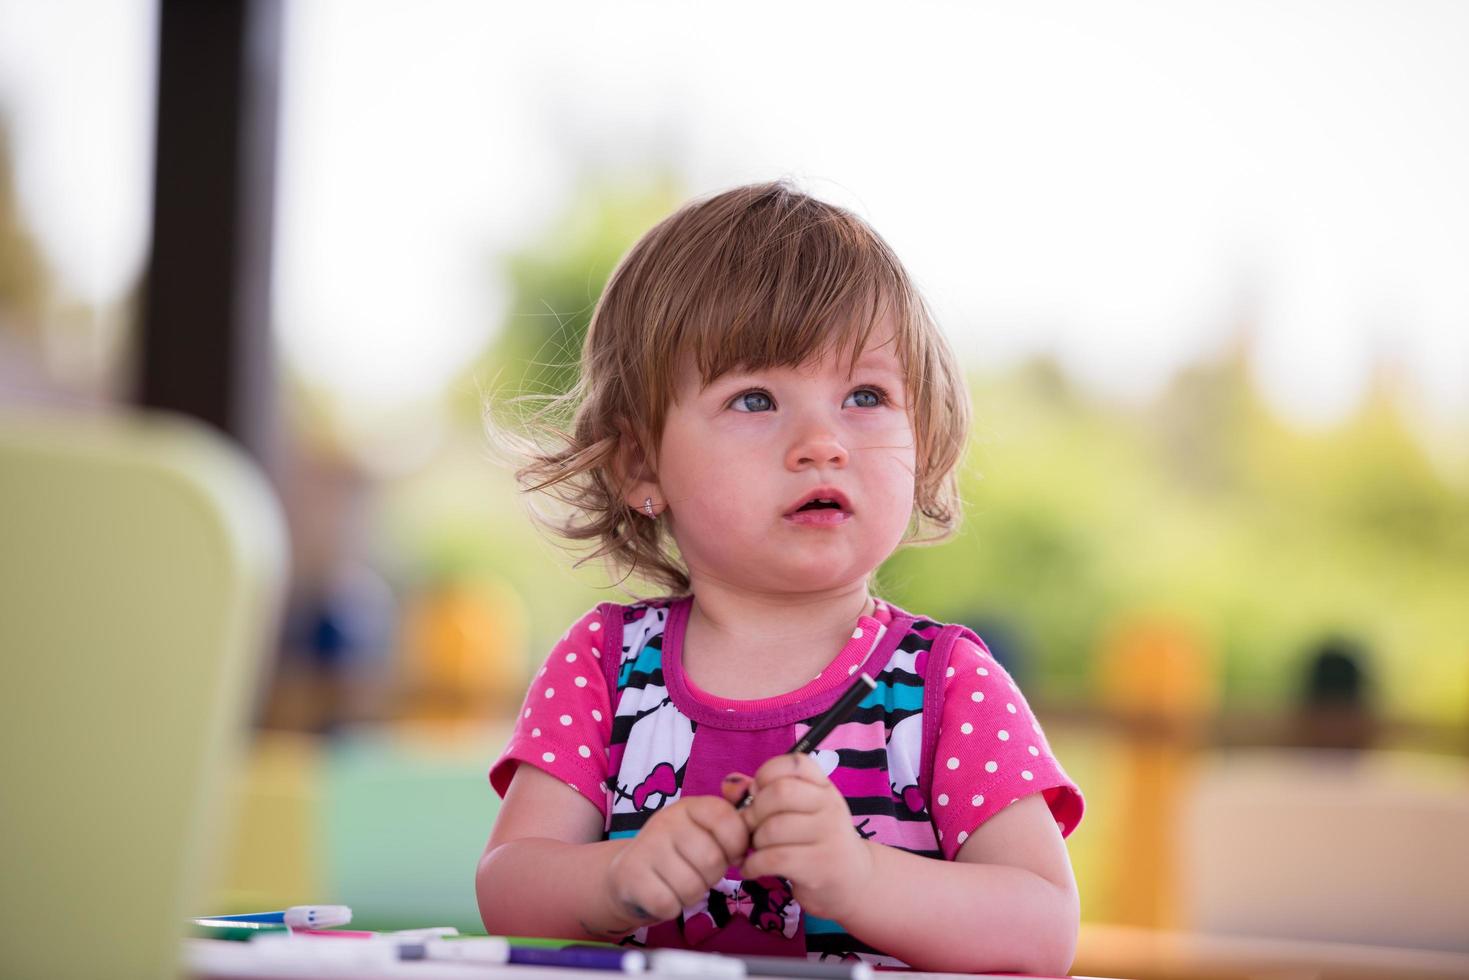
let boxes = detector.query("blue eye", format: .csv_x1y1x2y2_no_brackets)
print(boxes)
845,386,888,409
731,390,774,413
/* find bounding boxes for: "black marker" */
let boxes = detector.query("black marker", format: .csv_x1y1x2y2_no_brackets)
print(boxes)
737,671,877,809
741,954,875,980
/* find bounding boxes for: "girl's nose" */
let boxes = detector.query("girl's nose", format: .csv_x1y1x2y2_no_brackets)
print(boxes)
785,427,849,470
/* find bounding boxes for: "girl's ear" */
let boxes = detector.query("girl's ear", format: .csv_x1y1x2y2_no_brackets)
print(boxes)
613,421,662,516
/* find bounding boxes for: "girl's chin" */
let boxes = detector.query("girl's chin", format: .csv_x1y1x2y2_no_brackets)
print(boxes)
733,558,880,595
681,532,892,592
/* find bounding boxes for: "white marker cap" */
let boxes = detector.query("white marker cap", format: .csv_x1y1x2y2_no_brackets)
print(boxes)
647,949,746,978
281,905,353,929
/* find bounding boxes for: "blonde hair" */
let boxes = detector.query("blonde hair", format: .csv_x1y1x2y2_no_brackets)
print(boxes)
488,181,970,595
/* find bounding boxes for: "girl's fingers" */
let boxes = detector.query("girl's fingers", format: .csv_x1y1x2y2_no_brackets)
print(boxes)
745,775,830,826
716,812,755,866
738,843,809,883
720,772,753,807
624,863,682,923
686,795,752,865
671,824,733,883
649,843,714,911
751,811,826,851
753,752,830,790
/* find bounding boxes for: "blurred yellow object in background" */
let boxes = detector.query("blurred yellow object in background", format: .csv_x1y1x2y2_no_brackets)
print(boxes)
1098,617,1216,930
0,412,286,979
398,576,528,728
1100,617,1216,724
213,732,324,912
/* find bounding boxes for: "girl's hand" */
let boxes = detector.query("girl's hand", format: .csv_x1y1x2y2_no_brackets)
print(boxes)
602,796,750,932
723,754,875,921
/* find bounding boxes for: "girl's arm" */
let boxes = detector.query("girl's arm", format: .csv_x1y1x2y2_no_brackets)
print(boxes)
838,794,1078,975
734,756,1077,975
476,764,635,941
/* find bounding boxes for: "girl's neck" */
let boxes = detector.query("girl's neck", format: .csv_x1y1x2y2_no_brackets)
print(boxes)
679,577,875,700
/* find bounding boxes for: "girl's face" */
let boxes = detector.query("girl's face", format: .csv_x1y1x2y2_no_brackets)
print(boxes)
652,326,917,598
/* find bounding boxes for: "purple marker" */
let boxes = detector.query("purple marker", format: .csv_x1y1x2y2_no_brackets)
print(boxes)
398,938,646,972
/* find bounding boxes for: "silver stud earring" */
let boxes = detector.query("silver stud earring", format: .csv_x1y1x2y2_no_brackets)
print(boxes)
643,497,656,518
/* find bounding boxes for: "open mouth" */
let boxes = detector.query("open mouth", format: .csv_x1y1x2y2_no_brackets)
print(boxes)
784,488,853,517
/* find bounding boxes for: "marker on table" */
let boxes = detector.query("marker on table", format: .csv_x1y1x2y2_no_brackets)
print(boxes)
291,926,459,940
737,672,877,809
739,954,873,980
646,948,746,977
191,905,352,930
649,949,867,979
399,938,648,972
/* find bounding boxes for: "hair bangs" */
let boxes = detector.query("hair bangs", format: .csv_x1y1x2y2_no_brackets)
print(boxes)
678,209,921,391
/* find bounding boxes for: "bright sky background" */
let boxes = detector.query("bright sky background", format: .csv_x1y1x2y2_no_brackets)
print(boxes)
3,0,1467,430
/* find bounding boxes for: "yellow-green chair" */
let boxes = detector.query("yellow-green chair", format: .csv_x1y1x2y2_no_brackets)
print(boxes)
0,412,287,979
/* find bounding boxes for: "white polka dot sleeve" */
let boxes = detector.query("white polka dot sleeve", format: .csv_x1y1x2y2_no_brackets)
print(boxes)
489,608,615,820
929,635,1084,859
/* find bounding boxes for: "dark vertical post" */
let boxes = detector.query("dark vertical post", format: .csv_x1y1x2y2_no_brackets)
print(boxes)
140,0,283,472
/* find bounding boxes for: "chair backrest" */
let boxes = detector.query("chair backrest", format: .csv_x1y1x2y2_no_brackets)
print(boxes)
1179,748,1469,953
0,412,287,979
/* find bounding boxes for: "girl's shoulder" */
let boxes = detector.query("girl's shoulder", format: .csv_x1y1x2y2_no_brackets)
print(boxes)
873,598,979,646
573,594,686,661
566,595,682,626
607,594,684,619
869,602,1009,692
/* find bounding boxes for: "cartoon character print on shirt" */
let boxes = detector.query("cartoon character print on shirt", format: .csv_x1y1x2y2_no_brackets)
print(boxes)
608,603,695,821
631,761,678,810
682,875,801,946
882,639,929,817
607,690,695,816
886,710,926,814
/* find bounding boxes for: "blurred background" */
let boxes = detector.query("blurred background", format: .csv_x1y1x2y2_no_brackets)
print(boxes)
1,1,1466,976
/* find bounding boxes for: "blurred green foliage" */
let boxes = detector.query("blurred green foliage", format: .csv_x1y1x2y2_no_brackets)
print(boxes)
451,173,685,424
882,356,1469,725
384,180,1469,732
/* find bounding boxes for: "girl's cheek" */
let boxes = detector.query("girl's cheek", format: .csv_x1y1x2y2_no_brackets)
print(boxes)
852,417,916,452
703,495,755,528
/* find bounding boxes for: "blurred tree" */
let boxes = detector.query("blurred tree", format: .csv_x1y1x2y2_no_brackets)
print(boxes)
881,356,1124,696
882,337,1469,728
376,173,690,671
1316,382,1469,562
454,172,684,424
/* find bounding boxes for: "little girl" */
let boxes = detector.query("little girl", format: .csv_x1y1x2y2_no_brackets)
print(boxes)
476,182,1084,974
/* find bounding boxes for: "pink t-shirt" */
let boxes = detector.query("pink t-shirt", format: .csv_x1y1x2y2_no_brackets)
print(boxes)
491,598,1082,856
